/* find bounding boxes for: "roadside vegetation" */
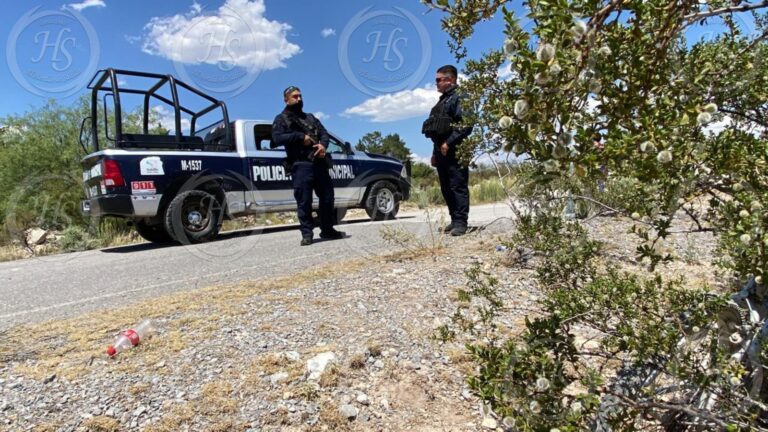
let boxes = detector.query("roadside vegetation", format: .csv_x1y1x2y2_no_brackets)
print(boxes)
422,0,768,429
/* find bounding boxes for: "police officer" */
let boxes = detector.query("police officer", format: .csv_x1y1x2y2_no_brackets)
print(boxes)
272,86,344,245
422,65,473,236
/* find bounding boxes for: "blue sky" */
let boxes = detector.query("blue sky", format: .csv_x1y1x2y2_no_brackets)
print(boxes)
1,0,507,160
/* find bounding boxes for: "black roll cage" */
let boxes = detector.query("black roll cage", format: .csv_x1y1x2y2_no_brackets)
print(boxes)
85,68,231,151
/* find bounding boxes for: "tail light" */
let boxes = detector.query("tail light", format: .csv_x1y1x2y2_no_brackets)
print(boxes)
101,159,125,187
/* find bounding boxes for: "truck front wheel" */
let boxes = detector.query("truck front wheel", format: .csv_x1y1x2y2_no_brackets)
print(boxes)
164,190,222,244
134,220,174,243
364,180,400,221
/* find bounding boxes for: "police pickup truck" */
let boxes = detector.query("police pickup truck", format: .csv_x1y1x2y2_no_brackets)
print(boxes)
79,69,410,244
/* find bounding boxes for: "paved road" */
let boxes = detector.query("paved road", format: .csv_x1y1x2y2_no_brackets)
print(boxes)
0,203,514,330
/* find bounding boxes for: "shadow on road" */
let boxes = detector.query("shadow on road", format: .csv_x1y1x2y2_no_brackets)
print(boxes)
100,216,415,254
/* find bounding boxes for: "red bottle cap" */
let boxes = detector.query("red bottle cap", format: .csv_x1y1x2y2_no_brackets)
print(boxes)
106,345,116,357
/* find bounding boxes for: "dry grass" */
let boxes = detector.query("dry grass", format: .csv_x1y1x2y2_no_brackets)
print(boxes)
312,398,352,431
80,416,121,432
348,353,366,370
318,364,343,388
31,424,59,432
3,260,365,383
143,404,195,432
200,381,238,415
0,244,30,261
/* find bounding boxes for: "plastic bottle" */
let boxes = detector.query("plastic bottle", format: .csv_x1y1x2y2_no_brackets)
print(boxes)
106,319,156,357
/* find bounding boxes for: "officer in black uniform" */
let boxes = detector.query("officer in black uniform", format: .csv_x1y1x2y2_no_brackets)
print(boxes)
272,86,344,245
422,65,473,236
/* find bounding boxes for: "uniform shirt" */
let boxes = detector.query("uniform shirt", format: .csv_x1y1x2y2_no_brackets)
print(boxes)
430,85,473,155
271,109,331,165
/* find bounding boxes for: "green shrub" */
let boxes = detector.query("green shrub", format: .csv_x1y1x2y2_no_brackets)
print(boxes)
58,226,102,252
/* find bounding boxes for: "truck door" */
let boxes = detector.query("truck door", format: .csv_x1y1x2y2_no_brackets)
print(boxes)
247,124,294,211
326,135,362,207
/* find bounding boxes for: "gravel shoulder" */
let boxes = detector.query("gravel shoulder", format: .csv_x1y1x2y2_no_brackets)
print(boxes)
0,211,718,432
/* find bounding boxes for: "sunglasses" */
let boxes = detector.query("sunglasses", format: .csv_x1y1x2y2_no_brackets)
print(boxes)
435,76,452,83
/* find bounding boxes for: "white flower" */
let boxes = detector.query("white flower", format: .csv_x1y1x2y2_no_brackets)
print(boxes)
571,401,583,414
597,45,612,56
557,132,573,146
514,99,529,118
571,19,587,37
503,38,517,55
537,43,556,62
691,326,701,333
697,112,712,125
552,145,568,159
756,275,763,285
549,63,562,75
750,201,763,211
729,332,743,344
631,212,641,219
704,103,718,114
550,429,561,432
740,233,752,245
512,143,525,154
739,209,750,218
588,80,602,94
729,376,741,386
529,400,542,413
535,377,550,392
657,150,673,164
498,116,514,129
640,141,656,153
733,183,744,192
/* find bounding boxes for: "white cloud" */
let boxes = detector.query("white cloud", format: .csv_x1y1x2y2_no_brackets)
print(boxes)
342,84,439,122
64,0,105,11
321,28,336,38
409,153,433,165
151,106,191,134
313,112,330,121
498,63,514,81
142,0,301,73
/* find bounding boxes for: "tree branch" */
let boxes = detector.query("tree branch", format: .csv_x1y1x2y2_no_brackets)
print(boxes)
610,393,741,429
718,107,768,128
684,1,768,23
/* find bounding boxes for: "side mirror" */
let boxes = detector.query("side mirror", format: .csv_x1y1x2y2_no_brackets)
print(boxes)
343,141,353,154
79,116,93,153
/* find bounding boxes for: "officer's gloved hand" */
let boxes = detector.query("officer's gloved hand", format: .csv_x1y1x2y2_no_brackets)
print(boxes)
312,143,326,158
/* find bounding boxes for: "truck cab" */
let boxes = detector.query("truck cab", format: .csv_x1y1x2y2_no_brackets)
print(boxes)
79,68,410,244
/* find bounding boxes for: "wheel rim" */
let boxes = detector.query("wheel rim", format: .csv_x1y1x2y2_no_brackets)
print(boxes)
182,199,210,233
376,188,395,213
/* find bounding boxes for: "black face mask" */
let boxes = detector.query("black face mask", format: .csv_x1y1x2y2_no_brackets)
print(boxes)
286,100,304,113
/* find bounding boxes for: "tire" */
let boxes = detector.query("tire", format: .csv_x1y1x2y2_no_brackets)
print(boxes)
364,180,400,221
134,220,173,243
164,190,222,244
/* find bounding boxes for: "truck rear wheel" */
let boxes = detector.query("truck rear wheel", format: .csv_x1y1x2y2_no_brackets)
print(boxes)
134,220,173,243
164,190,222,244
365,180,400,221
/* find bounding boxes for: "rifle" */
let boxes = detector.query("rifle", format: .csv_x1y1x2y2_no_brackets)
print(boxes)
282,113,333,168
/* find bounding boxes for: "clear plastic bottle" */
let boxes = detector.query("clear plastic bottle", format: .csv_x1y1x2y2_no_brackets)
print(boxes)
106,319,156,357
